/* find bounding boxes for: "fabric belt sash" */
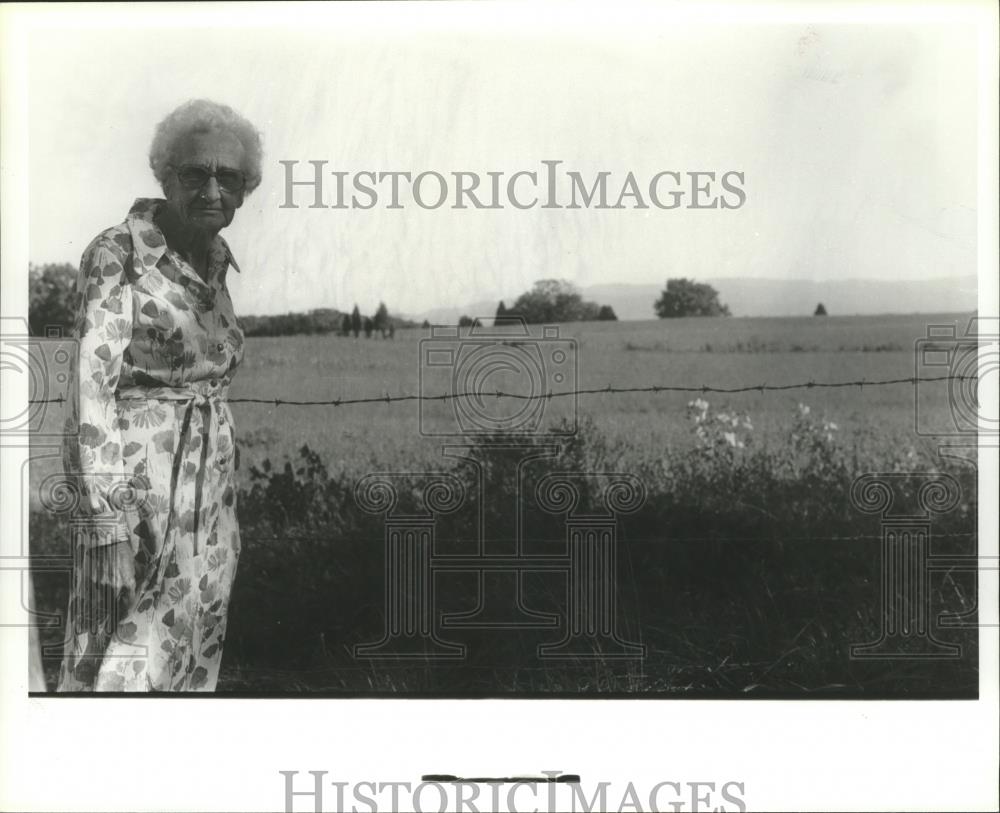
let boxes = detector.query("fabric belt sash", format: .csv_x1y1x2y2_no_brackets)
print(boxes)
116,382,229,557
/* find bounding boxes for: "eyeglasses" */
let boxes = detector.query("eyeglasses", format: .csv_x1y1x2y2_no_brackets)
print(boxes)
171,164,247,193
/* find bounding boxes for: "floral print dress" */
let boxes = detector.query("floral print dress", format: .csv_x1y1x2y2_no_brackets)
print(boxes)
58,198,245,692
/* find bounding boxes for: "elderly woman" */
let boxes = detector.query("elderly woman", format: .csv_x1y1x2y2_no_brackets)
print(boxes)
58,99,262,691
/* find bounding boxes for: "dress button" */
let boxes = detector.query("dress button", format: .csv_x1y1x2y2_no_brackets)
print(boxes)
217,343,225,352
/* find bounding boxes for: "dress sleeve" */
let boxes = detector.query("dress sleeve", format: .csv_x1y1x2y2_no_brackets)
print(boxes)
66,236,134,546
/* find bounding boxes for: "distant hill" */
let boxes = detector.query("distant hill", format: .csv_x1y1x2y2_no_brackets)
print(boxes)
408,298,515,326
403,276,978,323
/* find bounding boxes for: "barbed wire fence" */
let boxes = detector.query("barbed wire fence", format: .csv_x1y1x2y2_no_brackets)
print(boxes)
26,371,983,544
25,372,979,407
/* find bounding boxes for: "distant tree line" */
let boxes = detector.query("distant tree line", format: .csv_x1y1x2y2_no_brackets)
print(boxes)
244,302,416,338
27,262,415,339
30,264,826,339
241,308,343,337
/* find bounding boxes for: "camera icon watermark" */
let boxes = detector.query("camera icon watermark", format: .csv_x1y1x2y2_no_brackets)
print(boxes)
418,316,578,437
914,316,998,437
0,316,75,440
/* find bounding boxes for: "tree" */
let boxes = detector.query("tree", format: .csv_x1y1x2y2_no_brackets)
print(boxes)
458,315,475,327
350,305,362,338
373,301,390,333
508,279,613,324
654,278,730,318
363,316,374,338
495,300,507,324
340,314,353,336
421,319,431,329
29,263,77,337
814,302,828,316
597,305,618,321
511,279,581,323
372,301,397,338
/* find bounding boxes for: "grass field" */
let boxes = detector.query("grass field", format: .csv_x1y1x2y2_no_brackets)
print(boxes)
221,312,971,483
29,312,981,695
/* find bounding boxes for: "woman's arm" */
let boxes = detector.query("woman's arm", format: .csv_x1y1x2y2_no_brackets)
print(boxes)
67,235,134,542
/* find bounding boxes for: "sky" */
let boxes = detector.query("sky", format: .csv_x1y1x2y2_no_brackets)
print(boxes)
26,7,978,317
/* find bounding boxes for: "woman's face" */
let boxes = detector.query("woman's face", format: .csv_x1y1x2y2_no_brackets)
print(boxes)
163,130,247,236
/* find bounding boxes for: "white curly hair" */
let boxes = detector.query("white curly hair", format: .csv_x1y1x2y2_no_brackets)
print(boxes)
149,99,263,194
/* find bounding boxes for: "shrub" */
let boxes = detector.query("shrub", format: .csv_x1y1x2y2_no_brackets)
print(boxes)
29,263,77,337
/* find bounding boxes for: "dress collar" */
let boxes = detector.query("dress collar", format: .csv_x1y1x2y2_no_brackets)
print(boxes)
125,198,242,276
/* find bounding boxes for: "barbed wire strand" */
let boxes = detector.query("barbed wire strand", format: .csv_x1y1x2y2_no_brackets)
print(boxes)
26,372,977,407
235,531,980,543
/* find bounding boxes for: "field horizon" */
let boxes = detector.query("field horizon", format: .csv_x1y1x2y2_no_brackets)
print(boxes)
400,277,978,324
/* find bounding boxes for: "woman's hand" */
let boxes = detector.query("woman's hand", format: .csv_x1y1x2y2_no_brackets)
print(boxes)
81,522,137,610
75,477,145,603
